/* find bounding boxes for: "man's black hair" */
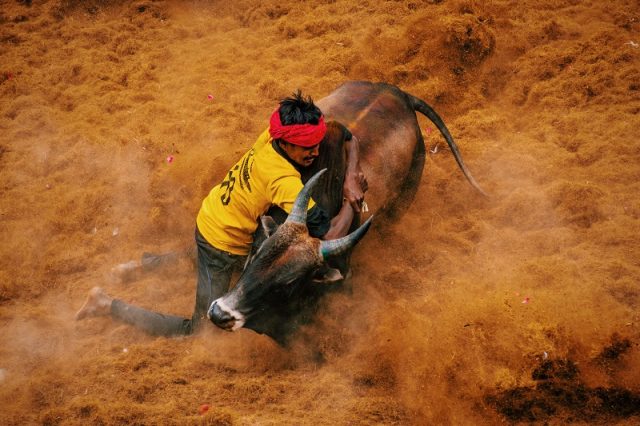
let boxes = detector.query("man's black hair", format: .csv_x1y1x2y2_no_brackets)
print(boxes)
278,90,322,126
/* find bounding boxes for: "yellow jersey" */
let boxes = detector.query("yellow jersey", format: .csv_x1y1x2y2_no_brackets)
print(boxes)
196,129,316,255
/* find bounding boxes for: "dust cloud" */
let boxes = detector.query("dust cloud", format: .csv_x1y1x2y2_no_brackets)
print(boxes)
1,0,639,424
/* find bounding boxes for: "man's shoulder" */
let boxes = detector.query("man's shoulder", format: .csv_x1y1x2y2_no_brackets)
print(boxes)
254,141,300,179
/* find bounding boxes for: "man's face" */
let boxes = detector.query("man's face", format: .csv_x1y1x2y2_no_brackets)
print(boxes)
281,142,320,167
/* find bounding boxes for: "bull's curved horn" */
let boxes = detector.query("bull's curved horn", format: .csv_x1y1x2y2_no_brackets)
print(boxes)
319,216,373,259
285,168,327,225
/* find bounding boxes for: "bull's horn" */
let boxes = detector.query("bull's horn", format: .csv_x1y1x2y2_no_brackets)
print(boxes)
285,168,327,225
319,216,373,259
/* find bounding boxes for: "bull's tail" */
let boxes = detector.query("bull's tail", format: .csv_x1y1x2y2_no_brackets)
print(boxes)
408,94,487,196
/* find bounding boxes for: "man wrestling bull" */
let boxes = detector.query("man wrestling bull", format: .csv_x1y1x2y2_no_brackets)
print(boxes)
75,90,368,337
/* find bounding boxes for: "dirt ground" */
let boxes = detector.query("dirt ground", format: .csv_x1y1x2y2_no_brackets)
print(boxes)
1,0,639,424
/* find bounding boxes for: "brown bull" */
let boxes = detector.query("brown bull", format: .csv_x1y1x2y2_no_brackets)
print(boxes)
207,81,484,344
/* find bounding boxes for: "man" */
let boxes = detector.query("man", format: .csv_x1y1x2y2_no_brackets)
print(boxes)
75,91,367,336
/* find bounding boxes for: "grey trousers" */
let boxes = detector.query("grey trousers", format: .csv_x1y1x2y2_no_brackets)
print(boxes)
111,227,246,336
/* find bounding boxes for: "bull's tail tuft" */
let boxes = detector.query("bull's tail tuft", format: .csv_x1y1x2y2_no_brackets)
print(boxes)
408,94,487,196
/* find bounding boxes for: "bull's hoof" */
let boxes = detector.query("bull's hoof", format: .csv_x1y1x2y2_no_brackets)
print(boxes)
75,287,113,320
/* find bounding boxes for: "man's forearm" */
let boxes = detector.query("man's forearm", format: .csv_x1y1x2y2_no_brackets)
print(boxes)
323,201,355,240
342,134,368,213
345,135,360,176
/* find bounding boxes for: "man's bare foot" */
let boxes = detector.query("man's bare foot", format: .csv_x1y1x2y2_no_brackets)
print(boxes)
109,260,142,283
75,287,113,320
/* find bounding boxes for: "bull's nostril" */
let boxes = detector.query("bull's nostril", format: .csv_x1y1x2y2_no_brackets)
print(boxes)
207,301,216,320
207,299,246,331
208,301,235,330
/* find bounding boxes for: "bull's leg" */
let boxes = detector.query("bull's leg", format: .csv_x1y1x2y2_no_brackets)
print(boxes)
385,133,426,220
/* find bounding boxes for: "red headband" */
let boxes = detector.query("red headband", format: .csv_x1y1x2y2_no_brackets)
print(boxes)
269,108,326,147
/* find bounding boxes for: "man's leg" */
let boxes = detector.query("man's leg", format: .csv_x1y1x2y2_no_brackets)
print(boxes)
75,286,197,336
189,228,245,332
75,228,244,336
110,246,197,283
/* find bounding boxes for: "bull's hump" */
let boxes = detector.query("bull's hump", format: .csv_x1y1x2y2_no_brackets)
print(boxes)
319,83,412,133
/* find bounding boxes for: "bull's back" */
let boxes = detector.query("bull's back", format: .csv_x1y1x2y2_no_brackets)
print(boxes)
316,81,423,215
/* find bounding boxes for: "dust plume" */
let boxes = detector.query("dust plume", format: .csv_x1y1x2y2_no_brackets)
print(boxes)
1,0,639,424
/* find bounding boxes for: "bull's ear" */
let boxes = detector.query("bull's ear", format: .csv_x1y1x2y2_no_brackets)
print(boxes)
312,267,344,284
260,216,278,238
245,216,279,270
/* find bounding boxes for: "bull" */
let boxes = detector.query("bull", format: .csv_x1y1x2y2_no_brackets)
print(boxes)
207,81,484,345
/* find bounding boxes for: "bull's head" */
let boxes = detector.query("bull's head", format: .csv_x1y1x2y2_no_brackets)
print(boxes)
207,169,372,335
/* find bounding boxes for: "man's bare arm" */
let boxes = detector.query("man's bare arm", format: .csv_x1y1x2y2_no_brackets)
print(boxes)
342,135,368,213
322,200,355,240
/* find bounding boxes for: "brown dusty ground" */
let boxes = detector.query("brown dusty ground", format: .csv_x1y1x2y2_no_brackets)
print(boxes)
1,0,640,424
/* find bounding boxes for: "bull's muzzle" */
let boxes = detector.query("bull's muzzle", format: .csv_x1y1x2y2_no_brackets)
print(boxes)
207,299,245,331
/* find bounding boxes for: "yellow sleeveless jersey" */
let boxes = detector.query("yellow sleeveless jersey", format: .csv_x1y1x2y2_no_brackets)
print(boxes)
196,129,316,255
